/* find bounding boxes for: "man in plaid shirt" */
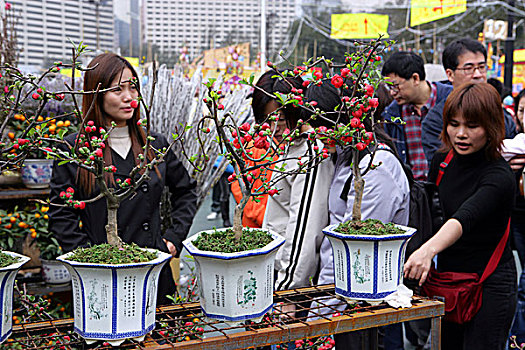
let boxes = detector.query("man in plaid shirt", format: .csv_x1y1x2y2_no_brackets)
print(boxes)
422,38,517,164
381,52,453,180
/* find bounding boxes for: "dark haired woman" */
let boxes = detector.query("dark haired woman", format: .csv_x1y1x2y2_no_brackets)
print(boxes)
404,83,517,350
253,70,334,293
304,83,410,350
48,53,197,305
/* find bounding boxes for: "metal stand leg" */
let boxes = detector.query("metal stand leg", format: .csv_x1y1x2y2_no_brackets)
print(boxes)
430,316,442,350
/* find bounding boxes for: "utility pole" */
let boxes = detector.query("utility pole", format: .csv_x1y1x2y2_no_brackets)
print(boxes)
504,0,515,92
87,0,104,53
260,0,266,73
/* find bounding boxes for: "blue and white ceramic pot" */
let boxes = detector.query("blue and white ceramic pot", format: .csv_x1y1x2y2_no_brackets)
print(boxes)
41,259,71,284
56,249,171,345
0,252,31,344
323,224,416,302
183,228,285,322
21,159,53,189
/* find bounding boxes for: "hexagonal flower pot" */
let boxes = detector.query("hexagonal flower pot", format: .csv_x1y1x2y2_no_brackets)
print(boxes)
1,252,31,344
323,224,416,302
183,228,285,322
56,249,171,344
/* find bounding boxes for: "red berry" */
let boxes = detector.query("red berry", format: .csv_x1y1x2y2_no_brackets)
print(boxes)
352,110,362,118
217,104,224,110
32,93,40,100
130,100,139,109
350,118,360,128
240,123,251,132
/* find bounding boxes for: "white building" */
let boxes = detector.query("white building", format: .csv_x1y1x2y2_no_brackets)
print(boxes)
9,0,114,69
142,0,298,62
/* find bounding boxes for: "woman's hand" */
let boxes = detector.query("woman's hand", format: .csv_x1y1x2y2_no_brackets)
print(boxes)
404,219,463,286
404,246,434,286
163,238,178,257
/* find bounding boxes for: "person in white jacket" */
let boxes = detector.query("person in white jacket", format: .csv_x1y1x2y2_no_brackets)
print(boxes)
253,70,335,296
303,83,410,350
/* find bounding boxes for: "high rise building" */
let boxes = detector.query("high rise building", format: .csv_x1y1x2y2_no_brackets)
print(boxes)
9,0,114,69
142,0,298,62
114,0,140,57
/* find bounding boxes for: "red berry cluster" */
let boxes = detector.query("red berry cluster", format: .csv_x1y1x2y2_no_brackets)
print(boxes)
59,187,86,209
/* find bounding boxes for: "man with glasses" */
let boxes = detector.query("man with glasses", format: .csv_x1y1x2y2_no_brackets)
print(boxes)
422,38,517,162
381,52,453,181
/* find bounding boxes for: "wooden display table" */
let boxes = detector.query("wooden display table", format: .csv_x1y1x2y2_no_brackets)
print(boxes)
7,284,445,349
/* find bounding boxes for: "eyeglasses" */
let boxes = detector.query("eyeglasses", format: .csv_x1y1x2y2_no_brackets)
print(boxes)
455,63,487,75
386,79,406,92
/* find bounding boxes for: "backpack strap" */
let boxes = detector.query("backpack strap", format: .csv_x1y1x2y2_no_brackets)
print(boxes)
435,150,454,186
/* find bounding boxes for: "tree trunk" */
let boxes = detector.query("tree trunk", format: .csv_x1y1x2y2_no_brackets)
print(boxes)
351,150,364,222
106,197,123,248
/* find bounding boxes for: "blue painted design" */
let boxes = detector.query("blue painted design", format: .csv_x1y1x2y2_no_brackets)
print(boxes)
343,240,351,292
74,323,155,340
0,271,9,339
334,287,395,300
142,266,154,330
112,268,117,334
373,242,378,294
76,270,86,333
202,303,274,322
397,239,409,285
0,329,12,344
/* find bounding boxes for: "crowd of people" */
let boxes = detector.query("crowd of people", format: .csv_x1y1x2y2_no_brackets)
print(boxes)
47,36,525,350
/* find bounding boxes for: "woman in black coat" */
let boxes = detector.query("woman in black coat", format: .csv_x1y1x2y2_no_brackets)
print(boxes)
48,53,197,305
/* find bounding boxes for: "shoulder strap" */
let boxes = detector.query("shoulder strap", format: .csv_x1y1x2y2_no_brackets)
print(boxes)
479,218,511,283
435,150,454,186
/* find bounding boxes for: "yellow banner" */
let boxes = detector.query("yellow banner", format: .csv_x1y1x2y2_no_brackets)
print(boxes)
410,0,467,27
331,14,389,39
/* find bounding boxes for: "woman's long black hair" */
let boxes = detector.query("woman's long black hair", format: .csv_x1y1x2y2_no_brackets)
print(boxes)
301,82,399,165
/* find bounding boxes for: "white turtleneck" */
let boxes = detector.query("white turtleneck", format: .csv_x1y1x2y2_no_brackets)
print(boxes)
108,126,132,159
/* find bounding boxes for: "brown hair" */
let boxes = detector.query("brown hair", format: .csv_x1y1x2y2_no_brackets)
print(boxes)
77,53,154,194
441,82,504,160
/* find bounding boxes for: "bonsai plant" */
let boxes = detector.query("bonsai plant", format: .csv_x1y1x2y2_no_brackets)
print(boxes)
181,37,414,314
290,39,416,302
1,45,196,344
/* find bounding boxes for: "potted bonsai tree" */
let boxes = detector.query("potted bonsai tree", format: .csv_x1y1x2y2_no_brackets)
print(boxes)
297,39,415,302
1,45,193,344
181,37,415,318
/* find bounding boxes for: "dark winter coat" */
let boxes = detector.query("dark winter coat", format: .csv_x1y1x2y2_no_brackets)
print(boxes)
48,132,197,257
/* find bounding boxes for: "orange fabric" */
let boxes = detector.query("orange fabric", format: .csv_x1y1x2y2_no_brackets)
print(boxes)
231,145,278,228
